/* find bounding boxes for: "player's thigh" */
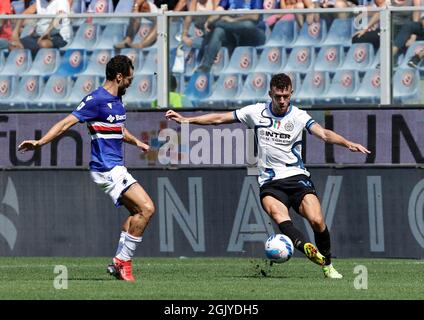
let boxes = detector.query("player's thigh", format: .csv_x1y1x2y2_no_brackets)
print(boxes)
261,195,291,224
121,182,155,216
298,193,325,228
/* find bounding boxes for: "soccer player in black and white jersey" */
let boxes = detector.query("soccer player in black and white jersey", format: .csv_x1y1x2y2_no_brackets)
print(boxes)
166,73,370,278
18,55,154,282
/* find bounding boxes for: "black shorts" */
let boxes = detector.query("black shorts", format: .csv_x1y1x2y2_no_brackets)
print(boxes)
259,174,318,213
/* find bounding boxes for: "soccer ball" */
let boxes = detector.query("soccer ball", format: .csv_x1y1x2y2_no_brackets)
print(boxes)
265,234,294,263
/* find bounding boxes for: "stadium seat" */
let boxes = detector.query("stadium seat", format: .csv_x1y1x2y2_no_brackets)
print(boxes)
314,45,344,72
285,71,301,99
20,24,36,38
235,72,271,106
222,46,258,75
0,76,18,110
398,41,424,70
293,20,327,47
93,24,127,50
315,69,359,104
8,76,44,109
72,0,83,13
64,23,101,50
87,0,114,24
26,48,60,76
169,19,183,50
120,48,144,73
81,49,114,76
292,71,330,105
123,74,157,108
182,48,199,77
211,47,229,76
139,48,157,74
132,20,156,46
0,50,6,73
393,68,420,103
183,72,213,107
199,73,243,108
339,43,374,71
63,75,101,109
55,49,88,76
282,46,315,74
264,19,298,48
254,46,286,73
31,75,71,109
370,48,380,69
321,18,353,47
345,69,380,104
0,49,32,76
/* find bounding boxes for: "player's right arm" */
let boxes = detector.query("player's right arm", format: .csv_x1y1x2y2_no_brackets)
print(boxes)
18,114,79,152
165,110,237,125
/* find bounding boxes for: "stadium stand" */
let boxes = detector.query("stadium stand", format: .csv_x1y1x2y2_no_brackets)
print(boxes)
26,48,60,76
393,68,420,103
0,49,32,76
254,46,287,74
200,73,243,108
235,72,271,106
222,46,258,75
292,70,330,105
123,74,157,108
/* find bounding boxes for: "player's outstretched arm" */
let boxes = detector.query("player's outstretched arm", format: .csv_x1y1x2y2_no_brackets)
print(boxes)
165,110,236,125
18,114,80,153
123,127,150,152
310,122,371,154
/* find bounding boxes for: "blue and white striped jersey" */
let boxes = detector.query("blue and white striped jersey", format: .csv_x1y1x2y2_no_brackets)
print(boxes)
72,86,127,172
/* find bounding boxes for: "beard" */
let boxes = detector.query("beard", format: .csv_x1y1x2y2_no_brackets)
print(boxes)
118,86,127,97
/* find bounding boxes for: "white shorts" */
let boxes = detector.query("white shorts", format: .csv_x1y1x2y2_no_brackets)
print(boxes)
90,166,137,207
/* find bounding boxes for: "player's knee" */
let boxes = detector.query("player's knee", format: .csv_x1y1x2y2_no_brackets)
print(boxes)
143,202,155,219
309,216,325,230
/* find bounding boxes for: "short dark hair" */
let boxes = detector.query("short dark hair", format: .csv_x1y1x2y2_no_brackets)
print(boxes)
105,55,134,81
270,73,292,91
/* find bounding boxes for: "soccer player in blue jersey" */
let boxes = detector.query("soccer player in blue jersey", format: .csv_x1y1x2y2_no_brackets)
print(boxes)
166,73,371,279
18,55,154,282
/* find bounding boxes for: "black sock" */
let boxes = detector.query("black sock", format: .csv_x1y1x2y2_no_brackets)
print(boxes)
278,221,308,253
314,226,332,265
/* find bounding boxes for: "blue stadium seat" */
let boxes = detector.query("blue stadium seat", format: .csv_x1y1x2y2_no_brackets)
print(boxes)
8,76,44,109
72,0,83,13
81,49,114,76
292,71,330,105
0,50,6,73
0,76,18,109
211,47,229,76
169,19,183,50
235,72,271,106
133,20,156,45
139,48,157,74
285,71,301,99
200,73,243,108
293,20,327,47
0,49,32,76
254,46,286,73
123,74,157,108
183,72,213,107
315,70,359,104
393,68,420,103
314,45,344,72
264,19,298,48
62,75,101,109
55,49,88,76
345,69,380,103
64,23,101,50
370,48,380,69
222,46,258,75
321,18,353,47
182,48,199,77
398,41,424,70
339,43,374,71
112,0,132,24
31,75,71,109
26,48,60,76
87,0,114,24
120,48,144,73
93,24,127,50
282,46,315,74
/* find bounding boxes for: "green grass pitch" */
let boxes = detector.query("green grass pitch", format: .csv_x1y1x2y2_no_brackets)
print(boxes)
0,257,422,300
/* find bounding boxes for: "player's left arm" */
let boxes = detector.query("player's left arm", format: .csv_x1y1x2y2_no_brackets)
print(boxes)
310,122,371,154
123,127,150,152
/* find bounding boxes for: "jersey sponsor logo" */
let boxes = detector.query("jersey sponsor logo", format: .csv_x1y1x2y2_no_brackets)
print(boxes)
264,131,291,139
284,121,294,132
107,115,115,123
106,114,126,123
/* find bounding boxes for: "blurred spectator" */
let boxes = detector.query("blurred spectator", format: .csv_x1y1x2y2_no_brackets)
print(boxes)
151,74,192,108
195,0,266,72
0,0,13,50
9,0,73,56
352,0,386,51
154,0,188,10
181,0,220,49
265,0,315,29
312,0,349,28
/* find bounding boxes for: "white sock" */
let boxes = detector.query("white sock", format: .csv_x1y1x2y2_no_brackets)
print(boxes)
114,231,126,257
115,232,142,261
